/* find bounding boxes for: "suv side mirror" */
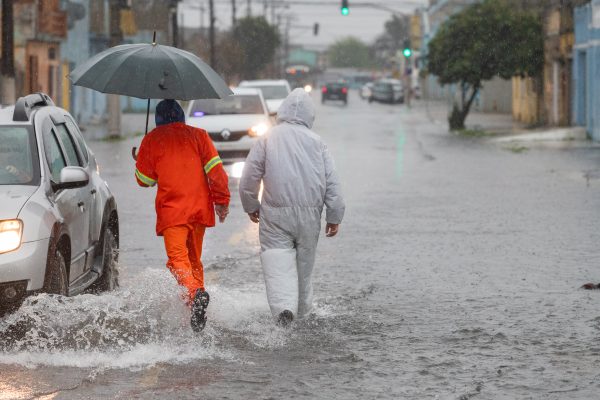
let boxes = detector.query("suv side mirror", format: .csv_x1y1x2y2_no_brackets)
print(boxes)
53,166,89,191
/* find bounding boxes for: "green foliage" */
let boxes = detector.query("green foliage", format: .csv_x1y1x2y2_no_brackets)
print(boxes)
427,0,543,130
233,17,280,79
428,0,543,86
328,37,372,68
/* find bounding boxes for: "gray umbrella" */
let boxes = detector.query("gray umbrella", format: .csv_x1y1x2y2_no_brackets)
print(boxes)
69,37,232,158
70,43,232,101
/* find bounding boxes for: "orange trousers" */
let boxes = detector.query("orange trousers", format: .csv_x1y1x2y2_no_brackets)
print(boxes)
163,224,206,303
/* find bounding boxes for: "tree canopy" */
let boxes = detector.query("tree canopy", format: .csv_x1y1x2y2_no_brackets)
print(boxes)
233,16,280,79
328,37,372,68
427,0,543,129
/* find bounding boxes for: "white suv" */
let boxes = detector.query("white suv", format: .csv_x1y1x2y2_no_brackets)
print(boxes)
0,93,119,314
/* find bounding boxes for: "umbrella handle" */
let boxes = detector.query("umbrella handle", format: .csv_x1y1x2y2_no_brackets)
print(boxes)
131,146,138,161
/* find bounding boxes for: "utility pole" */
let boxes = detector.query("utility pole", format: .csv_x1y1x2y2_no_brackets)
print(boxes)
171,0,179,47
1,0,15,105
209,0,216,67
247,0,252,16
231,0,237,27
107,0,123,138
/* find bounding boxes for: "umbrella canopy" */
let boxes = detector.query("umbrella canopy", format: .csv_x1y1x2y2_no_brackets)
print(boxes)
69,43,232,100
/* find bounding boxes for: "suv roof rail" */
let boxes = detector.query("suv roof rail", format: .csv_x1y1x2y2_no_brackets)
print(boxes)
13,92,55,122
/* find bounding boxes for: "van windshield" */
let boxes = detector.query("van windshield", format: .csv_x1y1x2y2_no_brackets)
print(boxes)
0,126,38,185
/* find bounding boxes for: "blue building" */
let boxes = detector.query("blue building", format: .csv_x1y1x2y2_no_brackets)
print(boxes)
573,0,600,141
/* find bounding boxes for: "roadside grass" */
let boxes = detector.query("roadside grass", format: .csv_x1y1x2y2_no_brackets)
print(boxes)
455,128,495,138
504,145,529,153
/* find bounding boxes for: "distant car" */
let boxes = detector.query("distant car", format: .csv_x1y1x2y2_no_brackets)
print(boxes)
186,88,272,163
369,79,404,104
321,82,348,105
360,82,374,100
0,93,119,315
238,80,291,116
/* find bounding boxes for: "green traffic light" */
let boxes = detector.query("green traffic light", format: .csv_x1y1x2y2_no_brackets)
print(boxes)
403,48,412,58
341,7,349,15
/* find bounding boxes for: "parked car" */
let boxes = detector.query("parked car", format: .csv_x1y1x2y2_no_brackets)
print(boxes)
369,79,404,104
238,79,291,115
186,88,272,162
0,93,119,315
360,82,374,100
321,81,349,104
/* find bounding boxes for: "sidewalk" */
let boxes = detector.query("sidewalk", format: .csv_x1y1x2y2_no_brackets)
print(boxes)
416,99,594,144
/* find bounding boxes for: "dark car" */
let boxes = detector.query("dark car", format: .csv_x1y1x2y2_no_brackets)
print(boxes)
369,79,404,104
321,82,348,104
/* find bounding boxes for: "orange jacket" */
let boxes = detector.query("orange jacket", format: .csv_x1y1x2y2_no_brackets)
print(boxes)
135,122,230,235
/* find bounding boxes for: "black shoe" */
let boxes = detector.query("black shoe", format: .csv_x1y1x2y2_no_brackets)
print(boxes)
277,310,294,327
191,289,210,332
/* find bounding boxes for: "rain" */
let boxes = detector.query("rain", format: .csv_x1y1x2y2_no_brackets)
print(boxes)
0,1,599,399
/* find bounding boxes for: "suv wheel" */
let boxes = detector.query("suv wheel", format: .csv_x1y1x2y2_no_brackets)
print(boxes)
44,248,68,295
91,227,119,292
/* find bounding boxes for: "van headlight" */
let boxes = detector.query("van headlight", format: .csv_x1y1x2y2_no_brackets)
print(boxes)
0,220,23,254
249,123,269,137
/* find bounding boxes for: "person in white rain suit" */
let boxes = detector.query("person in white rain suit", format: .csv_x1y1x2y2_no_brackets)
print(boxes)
239,88,345,326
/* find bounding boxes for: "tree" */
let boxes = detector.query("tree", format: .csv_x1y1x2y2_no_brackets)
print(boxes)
233,16,280,79
215,33,245,84
372,15,410,67
427,0,543,130
328,37,372,68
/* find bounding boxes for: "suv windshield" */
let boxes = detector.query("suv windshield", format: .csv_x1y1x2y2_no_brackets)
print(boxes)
190,95,265,116
0,126,38,185
246,85,289,100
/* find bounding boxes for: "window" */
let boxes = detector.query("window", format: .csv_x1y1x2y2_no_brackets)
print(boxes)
64,116,89,164
0,127,35,185
54,124,81,167
43,129,66,182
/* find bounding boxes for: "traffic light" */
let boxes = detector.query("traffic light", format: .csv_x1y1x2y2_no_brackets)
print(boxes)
403,39,412,58
341,0,349,15
314,22,319,36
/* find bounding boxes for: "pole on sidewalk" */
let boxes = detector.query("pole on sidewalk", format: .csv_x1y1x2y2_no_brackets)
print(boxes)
132,31,157,161
1,0,16,105
107,0,123,139
209,0,216,67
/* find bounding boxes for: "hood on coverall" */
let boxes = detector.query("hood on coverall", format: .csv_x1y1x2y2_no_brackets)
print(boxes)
276,88,315,129
239,88,345,319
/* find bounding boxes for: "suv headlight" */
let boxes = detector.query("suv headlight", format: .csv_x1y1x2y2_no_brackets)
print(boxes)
0,220,23,254
249,123,269,137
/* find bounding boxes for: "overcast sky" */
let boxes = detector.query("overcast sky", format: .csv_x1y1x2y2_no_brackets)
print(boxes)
179,0,428,50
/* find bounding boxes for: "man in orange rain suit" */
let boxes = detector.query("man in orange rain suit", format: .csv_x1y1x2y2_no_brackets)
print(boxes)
135,99,230,332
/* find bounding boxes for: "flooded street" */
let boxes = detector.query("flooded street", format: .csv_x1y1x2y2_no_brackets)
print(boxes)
1,93,600,399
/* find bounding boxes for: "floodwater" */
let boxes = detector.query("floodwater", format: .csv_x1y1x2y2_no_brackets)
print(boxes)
1,93,600,399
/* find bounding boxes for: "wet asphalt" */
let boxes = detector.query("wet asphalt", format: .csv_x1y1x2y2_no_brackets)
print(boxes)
1,92,600,399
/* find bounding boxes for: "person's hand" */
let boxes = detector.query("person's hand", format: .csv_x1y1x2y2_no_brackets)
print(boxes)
248,211,260,223
5,165,18,175
215,204,229,223
325,223,339,237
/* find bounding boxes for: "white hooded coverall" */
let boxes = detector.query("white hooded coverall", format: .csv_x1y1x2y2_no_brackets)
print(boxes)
239,89,345,319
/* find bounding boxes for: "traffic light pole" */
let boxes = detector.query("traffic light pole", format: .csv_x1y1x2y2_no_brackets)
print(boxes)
268,0,406,16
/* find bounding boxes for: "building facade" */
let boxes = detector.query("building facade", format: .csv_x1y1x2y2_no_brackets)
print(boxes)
573,0,600,141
